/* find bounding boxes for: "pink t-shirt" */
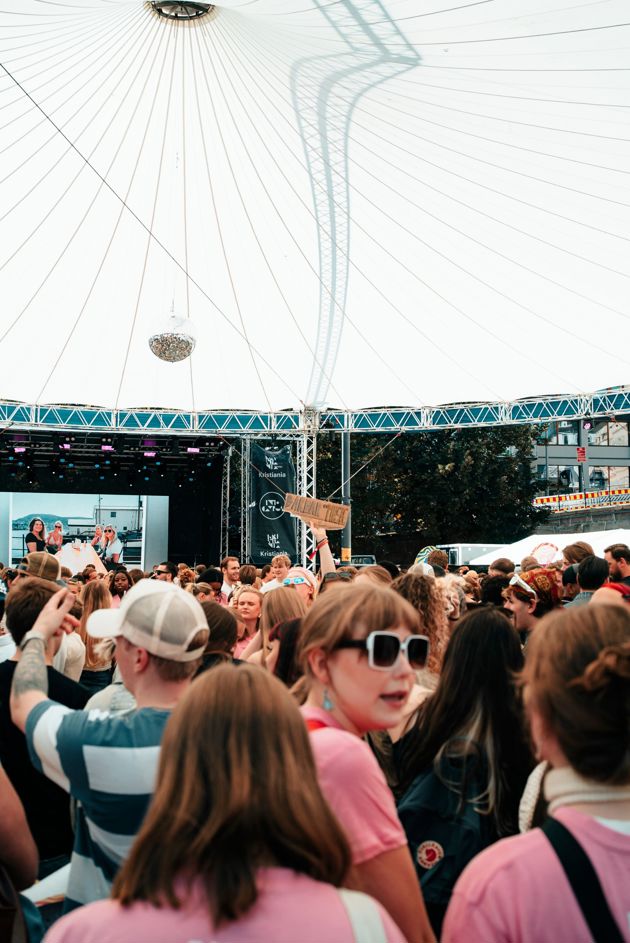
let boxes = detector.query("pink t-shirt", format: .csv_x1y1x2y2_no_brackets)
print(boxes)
44,868,405,943
233,635,254,659
442,807,630,943
301,705,406,865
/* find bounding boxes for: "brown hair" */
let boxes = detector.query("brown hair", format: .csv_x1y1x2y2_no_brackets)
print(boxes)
427,549,449,570
127,568,146,585
298,583,420,691
200,601,238,656
392,572,449,674
5,577,58,645
150,631,208,683
562,541,594,565
489,558,514,576
259,587,307,666
239,564,258,585
112,666,350,923
79,580,112,668
354,565,392,585
523,604,630,783
177,567,196,589
220,556,239,572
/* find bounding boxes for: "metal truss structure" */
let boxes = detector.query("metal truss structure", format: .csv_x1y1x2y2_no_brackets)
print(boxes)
2,390,628,566
220,446,231,560
296,407,319,568
0,389,628,437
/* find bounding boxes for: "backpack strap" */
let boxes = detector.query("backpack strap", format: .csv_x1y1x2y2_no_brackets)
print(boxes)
337,889,388,943
542,817,624,943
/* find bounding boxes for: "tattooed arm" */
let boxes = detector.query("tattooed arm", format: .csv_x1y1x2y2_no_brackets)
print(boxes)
10,636,49,732
10,589,78,733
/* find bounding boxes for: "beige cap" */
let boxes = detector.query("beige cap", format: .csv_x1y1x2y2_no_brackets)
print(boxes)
87,579,208,662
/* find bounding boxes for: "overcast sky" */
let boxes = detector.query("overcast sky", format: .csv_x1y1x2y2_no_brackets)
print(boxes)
10,492,144,521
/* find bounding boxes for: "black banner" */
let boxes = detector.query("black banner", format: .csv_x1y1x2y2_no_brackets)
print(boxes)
249,444,297,564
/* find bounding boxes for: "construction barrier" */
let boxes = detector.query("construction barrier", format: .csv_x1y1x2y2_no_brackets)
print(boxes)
533,488,630,513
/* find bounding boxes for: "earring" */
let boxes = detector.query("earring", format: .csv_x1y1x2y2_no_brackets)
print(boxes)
323,687,333,711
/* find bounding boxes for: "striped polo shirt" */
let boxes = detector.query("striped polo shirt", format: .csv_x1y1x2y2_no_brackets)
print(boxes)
26,701,170,912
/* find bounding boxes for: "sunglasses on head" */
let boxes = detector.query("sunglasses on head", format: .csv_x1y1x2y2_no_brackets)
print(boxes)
322,572,352,583
509,574,538,599
283,576,307,586
335,631,429,670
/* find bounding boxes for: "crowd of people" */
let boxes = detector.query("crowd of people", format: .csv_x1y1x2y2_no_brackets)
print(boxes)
0,535,628,942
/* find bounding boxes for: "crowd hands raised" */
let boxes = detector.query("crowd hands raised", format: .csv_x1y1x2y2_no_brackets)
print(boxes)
0,531,628,942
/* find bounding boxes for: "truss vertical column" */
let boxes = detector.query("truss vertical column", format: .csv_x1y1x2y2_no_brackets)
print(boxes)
240,438,251,564
220,446,231,561
297,408,319,568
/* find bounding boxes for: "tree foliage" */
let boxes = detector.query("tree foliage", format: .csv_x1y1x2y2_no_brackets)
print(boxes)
316,425,549,557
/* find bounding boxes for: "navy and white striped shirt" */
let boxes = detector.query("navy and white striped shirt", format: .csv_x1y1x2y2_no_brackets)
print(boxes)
26,701,170,912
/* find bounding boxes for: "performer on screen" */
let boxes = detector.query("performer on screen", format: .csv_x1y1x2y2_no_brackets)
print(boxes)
46,521,64,554
100,526,123,569
91,525,105,552
25,518,47,553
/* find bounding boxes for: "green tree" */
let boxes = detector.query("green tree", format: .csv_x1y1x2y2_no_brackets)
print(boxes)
316,426,549,558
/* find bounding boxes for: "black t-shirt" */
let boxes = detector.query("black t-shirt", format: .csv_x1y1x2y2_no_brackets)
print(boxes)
0,662,90,860
25,532,46,552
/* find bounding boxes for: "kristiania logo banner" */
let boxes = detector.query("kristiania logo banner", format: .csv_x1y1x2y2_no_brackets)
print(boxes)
250,445,297,564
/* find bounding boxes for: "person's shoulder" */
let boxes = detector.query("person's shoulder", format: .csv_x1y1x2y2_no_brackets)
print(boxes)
308,724,383,779
453,827,549,904
44,899,120,943
48,668,90,708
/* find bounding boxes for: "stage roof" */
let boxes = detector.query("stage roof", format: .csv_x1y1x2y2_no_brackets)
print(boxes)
0,0,628,416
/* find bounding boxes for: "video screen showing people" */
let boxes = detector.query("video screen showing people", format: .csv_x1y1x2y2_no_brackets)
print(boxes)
11,492,147,570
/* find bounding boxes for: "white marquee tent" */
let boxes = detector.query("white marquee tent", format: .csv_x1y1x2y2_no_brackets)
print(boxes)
0,0,628,415
469,528,630,566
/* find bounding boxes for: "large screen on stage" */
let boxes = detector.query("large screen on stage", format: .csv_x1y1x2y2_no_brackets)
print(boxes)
9,492,149,569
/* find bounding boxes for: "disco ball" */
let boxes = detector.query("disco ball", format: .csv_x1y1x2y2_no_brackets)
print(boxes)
148,316,196,363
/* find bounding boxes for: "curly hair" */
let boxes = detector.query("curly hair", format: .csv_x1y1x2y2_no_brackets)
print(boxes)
391,572,450,675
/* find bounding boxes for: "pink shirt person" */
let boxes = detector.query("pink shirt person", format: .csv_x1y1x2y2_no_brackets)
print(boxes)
45,869,406,943
443,807,630,943
302,704,407,864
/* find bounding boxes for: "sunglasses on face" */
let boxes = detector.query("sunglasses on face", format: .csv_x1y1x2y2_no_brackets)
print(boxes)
335,631,429,670
282,576,307,586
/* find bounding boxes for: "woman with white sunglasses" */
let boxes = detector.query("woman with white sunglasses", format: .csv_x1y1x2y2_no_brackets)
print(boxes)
298,583,435,943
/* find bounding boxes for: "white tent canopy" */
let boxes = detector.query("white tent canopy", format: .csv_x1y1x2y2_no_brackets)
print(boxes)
469,529,630,566
0,1,628,414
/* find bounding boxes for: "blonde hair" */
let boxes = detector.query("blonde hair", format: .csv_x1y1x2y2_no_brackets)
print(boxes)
79,580,112,668
353,565,392,586
260,587,307,666
271,554,291,568
112,666,351,924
